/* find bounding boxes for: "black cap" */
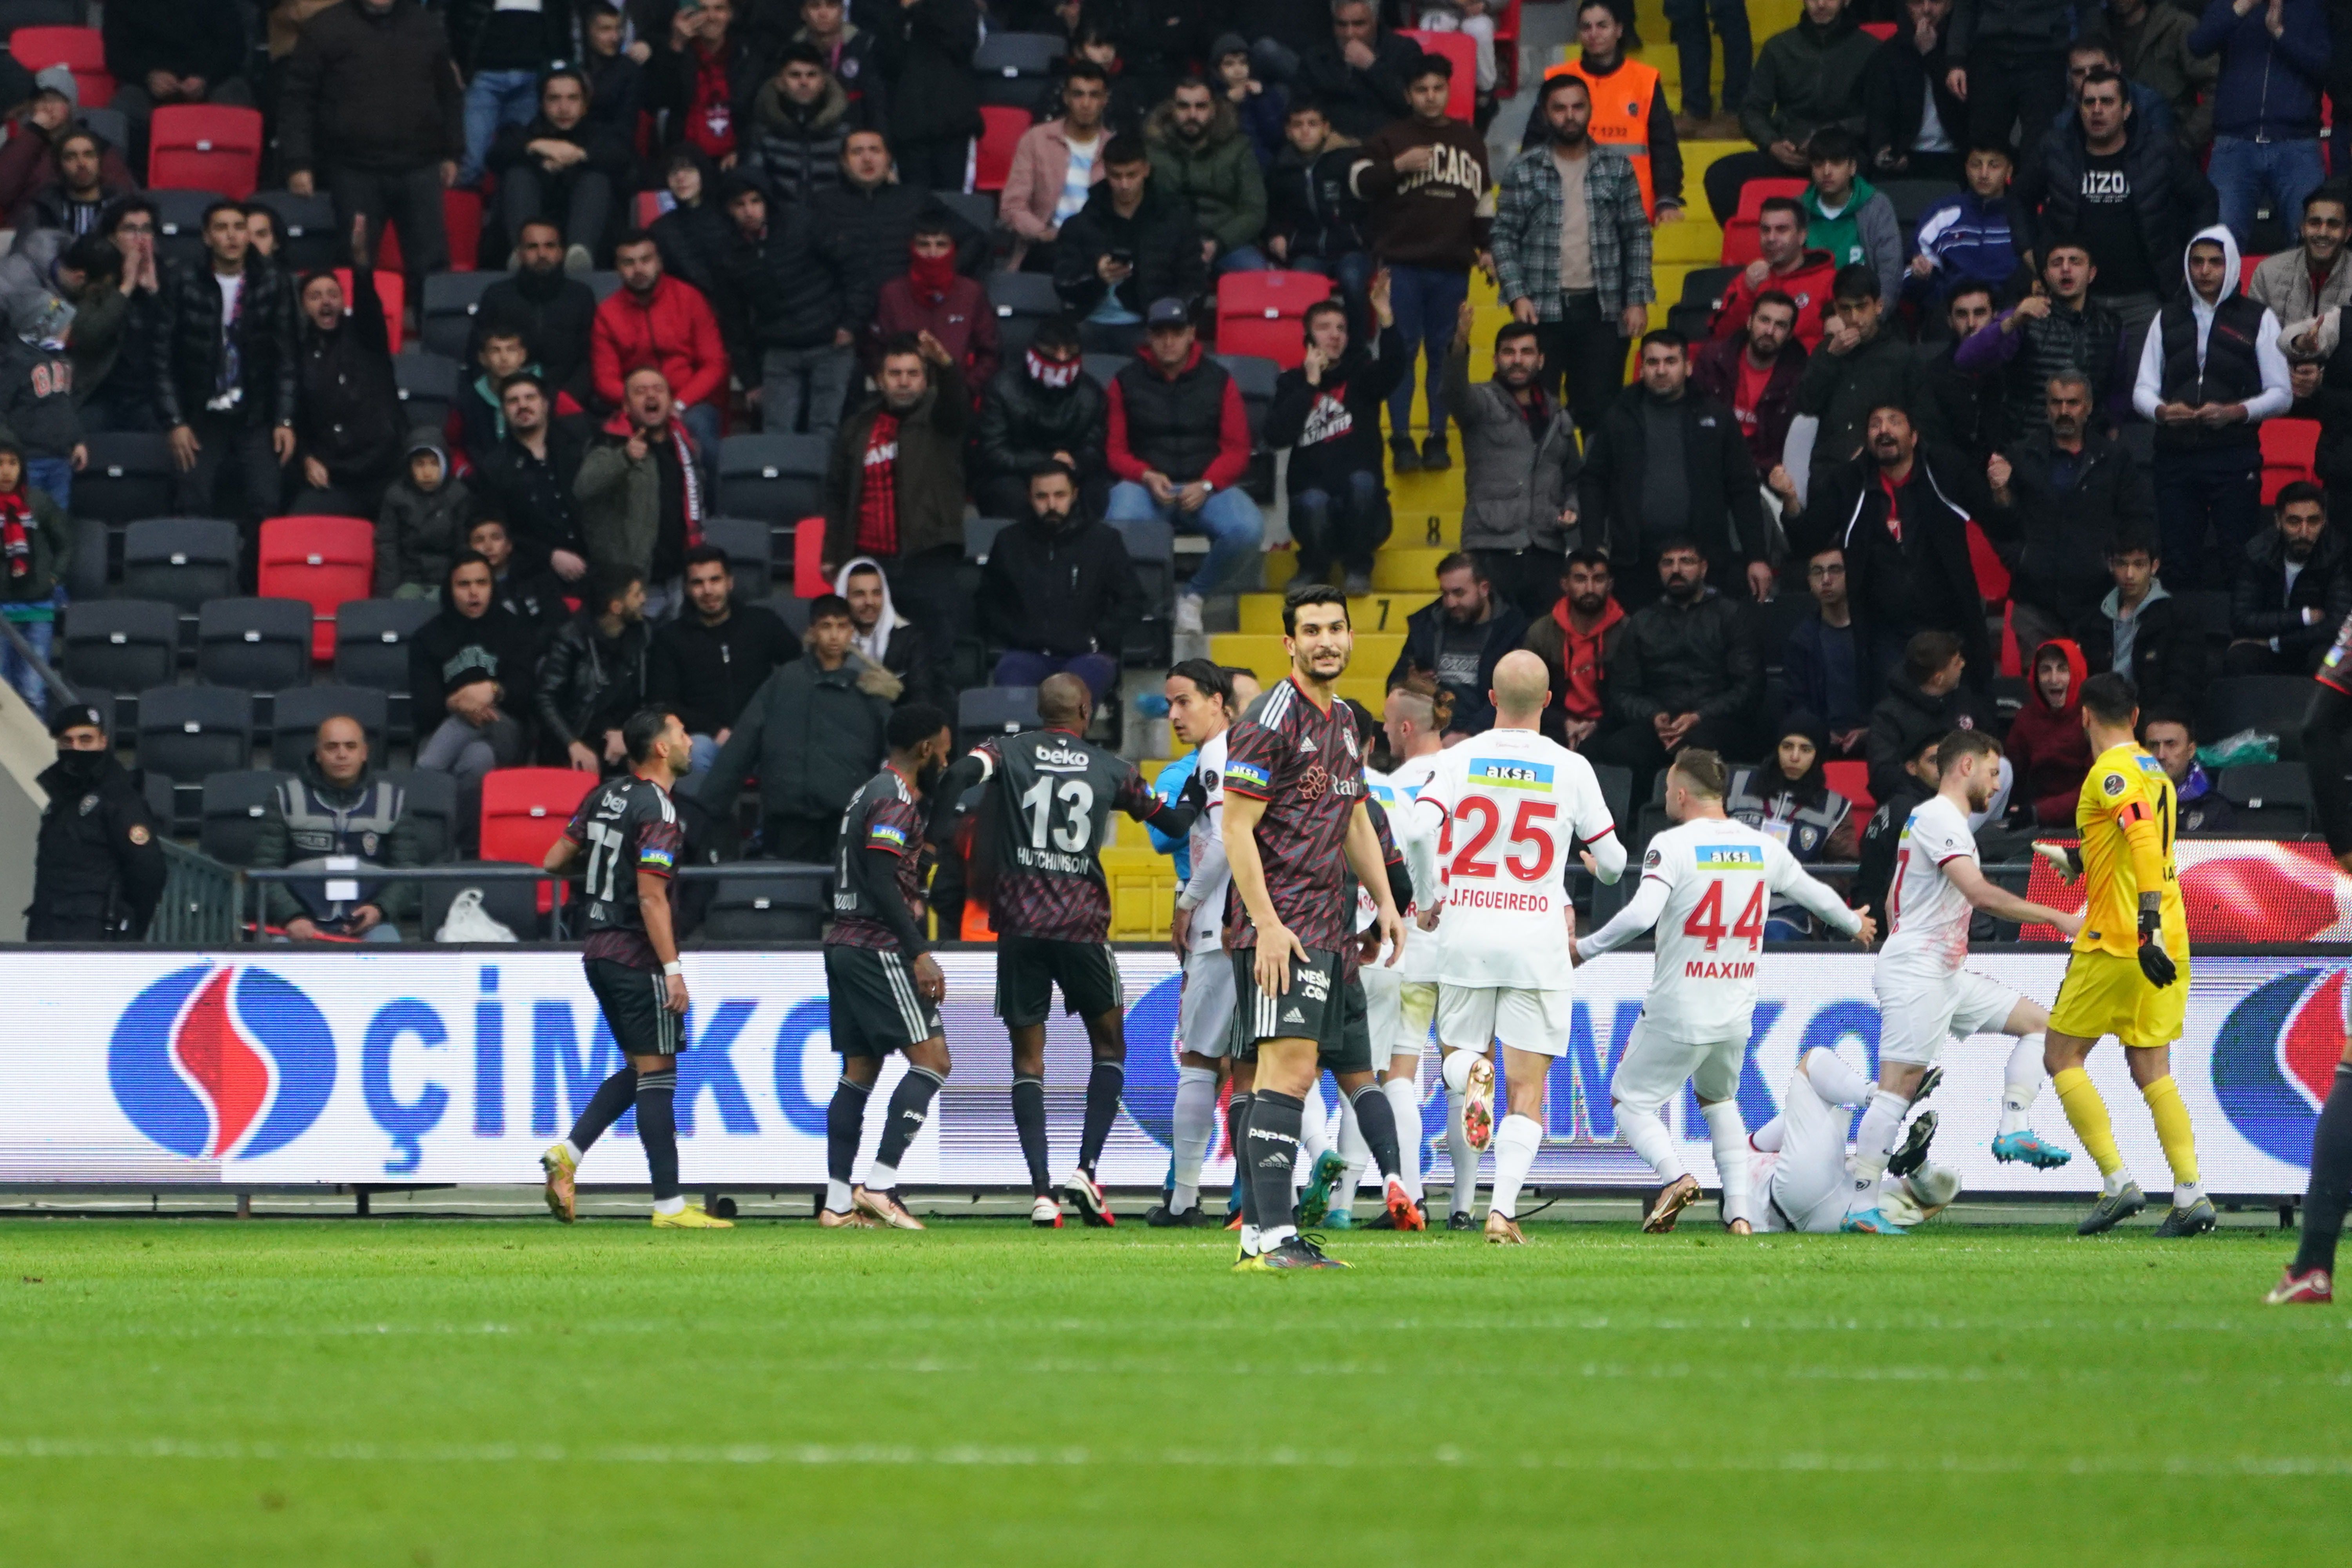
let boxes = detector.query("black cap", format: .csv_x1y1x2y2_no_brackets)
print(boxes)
49,701,105,737
1145,296,1191,328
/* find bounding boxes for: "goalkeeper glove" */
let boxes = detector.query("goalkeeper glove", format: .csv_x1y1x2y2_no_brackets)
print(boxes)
2136,894,2177,988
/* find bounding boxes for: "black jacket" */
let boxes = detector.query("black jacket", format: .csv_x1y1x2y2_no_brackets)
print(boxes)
1387,600,1534,735
648,604,801,737
748,76,856,203
2016,118,2218,302
408,600,542,720
487,113,634,195
1795,326,1931,473
534,612,651,757
1577,384,1767,587
1295,31,1423,138
2070,589,2208,715
1862,29,1968,174
1052,181,1208,320
153,255,299,430
280,0,466,175
1266,139,1370,261
1265,325,1408,497
472,423,592,571
2231,525,2352,671
103,0,248,92
809,179,953,333
1791,446,1997,682
650,196,738,308
493,561,570,639
1998,428,2156,629
694,654,895,825
1604,588,1764,728
1924,343,2002,464
726,203,850,361
1864,667,2001,804
27,751,166,941
295,263,404,490
977,512,1147,658
476,269,600,407
973,361,1109,491
872,0,980,145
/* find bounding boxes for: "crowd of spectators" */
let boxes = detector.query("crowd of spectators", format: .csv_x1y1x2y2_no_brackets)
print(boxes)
7,0,2351,944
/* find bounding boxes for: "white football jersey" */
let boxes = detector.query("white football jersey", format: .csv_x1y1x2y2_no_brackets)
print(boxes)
1590,817,1855,1043
1877,793,1976,975
1359,752,1445,980
1180,730,1229,955
1417,729,1618,989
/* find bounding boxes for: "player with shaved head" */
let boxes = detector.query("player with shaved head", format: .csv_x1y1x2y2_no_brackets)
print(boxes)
1410,650,1626,1241
928,671,1204,1226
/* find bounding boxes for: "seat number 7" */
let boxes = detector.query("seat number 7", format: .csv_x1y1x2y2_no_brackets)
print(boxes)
1683,878,1766,951
1449,797,1558,882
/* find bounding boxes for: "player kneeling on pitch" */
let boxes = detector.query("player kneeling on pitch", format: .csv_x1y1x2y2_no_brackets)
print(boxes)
1842,728,2085,1234
818,705,958,1232
539,708,731,1228
1573,750,1875,1234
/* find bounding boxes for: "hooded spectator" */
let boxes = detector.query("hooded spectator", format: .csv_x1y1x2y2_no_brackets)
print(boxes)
410,551,538,798
375,434,473,598
836,555,931,707
1726,711,1860,936
872,216,1000,386
647,150,739,307
2003,636,2092,825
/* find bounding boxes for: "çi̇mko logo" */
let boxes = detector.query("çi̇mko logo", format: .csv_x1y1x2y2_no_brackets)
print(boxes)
2212,967,2348,1169
109,965,337,1160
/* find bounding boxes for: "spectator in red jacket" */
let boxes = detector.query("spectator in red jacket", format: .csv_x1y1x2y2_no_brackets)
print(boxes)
1690,289,1808,476
590,231,728,458
1102,297,1263,633
871,215,999,388
1710,196,1837,351
2003,636,2091,826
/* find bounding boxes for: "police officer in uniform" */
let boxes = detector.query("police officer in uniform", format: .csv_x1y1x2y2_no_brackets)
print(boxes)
27,702,167,941
248,714,423,941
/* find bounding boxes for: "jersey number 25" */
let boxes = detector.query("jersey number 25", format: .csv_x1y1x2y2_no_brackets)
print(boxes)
1449,797,1557,882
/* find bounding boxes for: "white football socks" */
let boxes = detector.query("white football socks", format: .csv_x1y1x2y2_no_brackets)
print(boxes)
825,1178,853,1213
1845,1089,1908,1212
653,1195,686,1215
1700,1100,1751,1227
1170,1064,1219,1213
1800,1047,1873,1107
2000,1033,2046,1136
1383,1074,1424,1200
1336,1091,1370,1212
1615,1101,1682,1181
1490,1114,1542,1220
1442,1052,1479,1214
866,1160,900,1192
1748,1114,1786,1154
1298,1085,1330,1194
561,1139,586,1165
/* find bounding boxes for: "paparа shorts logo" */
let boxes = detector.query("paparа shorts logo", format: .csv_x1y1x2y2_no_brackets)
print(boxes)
109,965,337,1160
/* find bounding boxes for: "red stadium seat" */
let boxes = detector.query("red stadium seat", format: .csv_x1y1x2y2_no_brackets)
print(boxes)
1396,31,1477,121
2000,602,2022,677
1721,178,1808,265
1823,759,1873,811
1492,0,1522,94
633,189,667,229
1214,270,1333,368
147,106,264,199
793,514,828,597
480,768,597,914
1859,20,1896,38
975,105,1030,193
372,188,485,274
257,516,374,663
2239,252,2265,294
1965,517,2010,604
331,269,405,354
10,26,110,108
2261,417,2320,503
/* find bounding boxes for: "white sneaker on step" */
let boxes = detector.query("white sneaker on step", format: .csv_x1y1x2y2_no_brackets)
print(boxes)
1173,594,1205,635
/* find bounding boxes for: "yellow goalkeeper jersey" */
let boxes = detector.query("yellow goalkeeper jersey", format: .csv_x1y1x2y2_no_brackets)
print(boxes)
2073,741,2187,960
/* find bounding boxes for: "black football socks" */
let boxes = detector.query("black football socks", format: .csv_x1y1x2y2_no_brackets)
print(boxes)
1078,1060,1125,1175
1230,1091,1258,1227
825,1076,871,1189
566,1066,638,1154
1011,1074,1051,1196
874,1064,946,1175
633,1067,679,1202
1247,1091,1305,1237
1350,1081,1404,1181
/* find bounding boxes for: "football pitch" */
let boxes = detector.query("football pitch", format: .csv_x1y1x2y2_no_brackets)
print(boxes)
0,1216,2343,1566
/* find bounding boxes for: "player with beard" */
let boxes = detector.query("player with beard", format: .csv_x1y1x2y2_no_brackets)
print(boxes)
927,673,1202,1227
817,704,957,1232
1842,728,2084,1234
539,708,731,1229
1224,580,1411,1269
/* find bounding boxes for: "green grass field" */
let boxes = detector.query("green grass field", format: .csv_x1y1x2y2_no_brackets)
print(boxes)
0,1216,2344,1566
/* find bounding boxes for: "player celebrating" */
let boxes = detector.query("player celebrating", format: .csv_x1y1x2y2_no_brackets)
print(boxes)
537,708,730,1229
1152,659,1241,1227
929,673,1201,1227
1844,730,2085,1233
2268,615,2352,1300
1414,652,1625,1244
1574,750,1875,1234
2034,671,2210,1237
1223,581,1410,1270
818,705,958,1232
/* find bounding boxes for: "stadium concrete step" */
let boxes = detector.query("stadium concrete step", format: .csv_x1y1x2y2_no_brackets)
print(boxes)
1266,546,1452,593
1211,632,1407,677
1237,591,1432,635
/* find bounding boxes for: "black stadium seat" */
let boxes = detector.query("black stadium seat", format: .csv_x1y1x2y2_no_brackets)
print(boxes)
2198,675,2318,761
699,515,775,595
987,269,1062,357
270,683,388,762
121,518,240,612
195,597,312,694
716,434,828,523
62,599,177,694
200,769,293,866
2216,761,2316,834
381,768,460,864
964,515,1011,563
249,188,343,270
395,352,465,436
973,31,1063,109
700,873,829,940
959,685,1038,740
74,432,175,526
137,686,254,828
421,271,503,360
